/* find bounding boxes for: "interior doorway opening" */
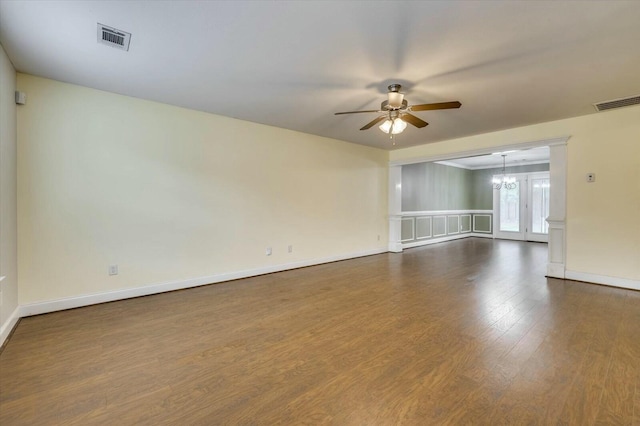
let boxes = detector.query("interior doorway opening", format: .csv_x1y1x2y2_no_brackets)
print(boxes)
388,136,568,278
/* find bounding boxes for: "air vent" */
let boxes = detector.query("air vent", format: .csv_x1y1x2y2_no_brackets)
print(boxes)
593,95,640,112
97,23,131,51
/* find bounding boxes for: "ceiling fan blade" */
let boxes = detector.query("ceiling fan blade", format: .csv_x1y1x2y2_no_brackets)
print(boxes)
335,109,382,115
410,101,462,111
360,116,386,130
402,113,428,128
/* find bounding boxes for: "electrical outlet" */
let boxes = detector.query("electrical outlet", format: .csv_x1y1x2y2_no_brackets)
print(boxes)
266,247,272,256
586,173,596,182
108,265,118,276
288,245,293,253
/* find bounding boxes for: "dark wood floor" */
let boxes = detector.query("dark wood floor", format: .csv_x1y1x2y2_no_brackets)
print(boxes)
1,238,639,425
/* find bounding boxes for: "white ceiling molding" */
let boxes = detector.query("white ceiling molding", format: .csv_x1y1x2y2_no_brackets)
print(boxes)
389,136,570,167
436,158,550,171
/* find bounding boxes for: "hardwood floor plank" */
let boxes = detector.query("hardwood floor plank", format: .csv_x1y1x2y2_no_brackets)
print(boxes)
1,238,638,425
594,293,640,425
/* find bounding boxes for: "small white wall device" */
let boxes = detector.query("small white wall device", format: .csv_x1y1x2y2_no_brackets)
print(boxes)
15,91,26,105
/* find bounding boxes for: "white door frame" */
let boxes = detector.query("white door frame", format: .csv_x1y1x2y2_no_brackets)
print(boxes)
388,136,568,279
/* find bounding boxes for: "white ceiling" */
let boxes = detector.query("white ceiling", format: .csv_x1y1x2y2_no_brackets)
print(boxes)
436,146,549,170
1,1,640,150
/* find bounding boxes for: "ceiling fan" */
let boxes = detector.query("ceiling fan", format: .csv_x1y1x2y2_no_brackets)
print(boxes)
335,84,461,138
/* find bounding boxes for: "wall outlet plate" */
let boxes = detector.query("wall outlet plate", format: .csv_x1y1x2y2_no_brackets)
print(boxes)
108,265,119,275
587,173,596,182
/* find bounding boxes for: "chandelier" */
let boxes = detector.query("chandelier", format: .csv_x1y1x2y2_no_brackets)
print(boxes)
492,154,517,190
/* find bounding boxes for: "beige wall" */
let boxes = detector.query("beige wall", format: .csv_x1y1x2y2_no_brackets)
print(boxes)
391,106,640,282
0,44,18,329
17,74,389,304
13,72,640,307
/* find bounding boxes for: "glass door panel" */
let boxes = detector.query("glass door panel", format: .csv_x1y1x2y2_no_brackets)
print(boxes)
499,182,521,232
494,178,525,241
527,176,550,242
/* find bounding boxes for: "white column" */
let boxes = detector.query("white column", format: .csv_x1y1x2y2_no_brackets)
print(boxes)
388,165,403,252
547,143,567,278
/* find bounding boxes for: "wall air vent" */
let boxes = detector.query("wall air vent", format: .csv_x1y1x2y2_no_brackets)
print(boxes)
97,23,131,51
593,95,640,112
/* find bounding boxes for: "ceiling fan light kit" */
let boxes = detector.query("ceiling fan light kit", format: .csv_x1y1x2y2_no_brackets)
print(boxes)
334,84,461,145
379,118,407,134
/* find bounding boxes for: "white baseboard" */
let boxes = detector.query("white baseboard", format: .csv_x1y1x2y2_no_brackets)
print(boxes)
565,270,640,292
546,263,566,279
402,233,492,249
19,247,388,318
0,306,20,349
8,247,638,347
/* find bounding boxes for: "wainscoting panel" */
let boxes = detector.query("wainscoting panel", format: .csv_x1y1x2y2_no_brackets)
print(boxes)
401,210,493,247
401,217,415,242
473,214,493,234
433,216,447,237
460,215,472,233
447,215,460,235
416,217,432,240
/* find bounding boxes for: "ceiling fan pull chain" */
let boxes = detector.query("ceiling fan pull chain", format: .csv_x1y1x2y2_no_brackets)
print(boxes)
390,119,396,145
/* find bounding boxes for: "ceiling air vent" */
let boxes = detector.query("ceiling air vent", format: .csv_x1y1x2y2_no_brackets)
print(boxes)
593,95,640,112
97,23,131,51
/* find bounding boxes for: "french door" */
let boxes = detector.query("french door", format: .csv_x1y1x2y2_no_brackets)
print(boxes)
493,172,550,242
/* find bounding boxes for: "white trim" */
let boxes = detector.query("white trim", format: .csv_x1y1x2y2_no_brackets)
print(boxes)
491,170,547,180
432,216,447,237
403,233,493,249
0,306,20,349
400,217,415,242
400,209,493,216
436,159,550,171
18,248,388,318
460,214,472,233
388,166,403,252
565,270,640,292
415,216,432,240
472,214,493,233
547,143,567,277
547,263,566,279
447,215,460,235
390,136,570,166
433,160,474,170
